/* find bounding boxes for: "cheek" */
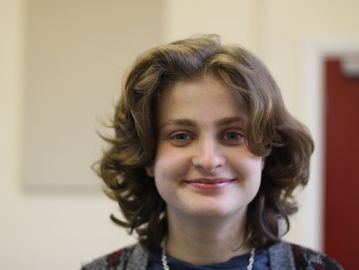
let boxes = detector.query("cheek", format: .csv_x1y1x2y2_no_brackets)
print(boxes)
233,156,263,185
153,155,184,182
234,158,263,202
247,159,263,179
152,159,180,203
154,143,190,173
152,145,188,187
247,160,263,191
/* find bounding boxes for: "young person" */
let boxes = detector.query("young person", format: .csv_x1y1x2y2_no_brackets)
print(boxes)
82,35,343,269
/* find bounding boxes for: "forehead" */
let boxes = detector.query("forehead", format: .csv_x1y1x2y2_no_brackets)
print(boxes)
155,75,249,126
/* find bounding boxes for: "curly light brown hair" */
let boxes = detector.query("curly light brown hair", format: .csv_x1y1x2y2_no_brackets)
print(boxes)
97,35,314,251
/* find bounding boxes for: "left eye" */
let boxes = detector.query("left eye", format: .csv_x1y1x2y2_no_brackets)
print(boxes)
172,133,192,141
222,131,244,142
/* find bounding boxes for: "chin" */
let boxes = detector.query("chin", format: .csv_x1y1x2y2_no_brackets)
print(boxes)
186,205,243,219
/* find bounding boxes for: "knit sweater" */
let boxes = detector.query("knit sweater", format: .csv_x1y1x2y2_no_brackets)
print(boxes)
81,242,343,270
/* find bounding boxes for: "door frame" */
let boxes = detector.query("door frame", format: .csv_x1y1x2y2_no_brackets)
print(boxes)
303,38,359,250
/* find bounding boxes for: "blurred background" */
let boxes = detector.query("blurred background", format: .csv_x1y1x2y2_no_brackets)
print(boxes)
1,0,359,269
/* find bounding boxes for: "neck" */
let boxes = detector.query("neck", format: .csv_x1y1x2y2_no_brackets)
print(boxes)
165,210,250,265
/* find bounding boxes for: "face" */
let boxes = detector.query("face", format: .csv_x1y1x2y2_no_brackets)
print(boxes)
147,76,263,221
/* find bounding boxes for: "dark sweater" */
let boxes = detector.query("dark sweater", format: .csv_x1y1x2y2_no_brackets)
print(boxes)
81,242,343,270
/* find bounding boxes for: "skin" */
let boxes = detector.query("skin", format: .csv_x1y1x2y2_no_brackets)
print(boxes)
146,75,264,265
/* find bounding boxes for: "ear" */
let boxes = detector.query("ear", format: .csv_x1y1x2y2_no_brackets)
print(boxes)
146,165,154,177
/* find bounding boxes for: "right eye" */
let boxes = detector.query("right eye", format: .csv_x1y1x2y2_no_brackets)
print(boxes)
169,132,193,146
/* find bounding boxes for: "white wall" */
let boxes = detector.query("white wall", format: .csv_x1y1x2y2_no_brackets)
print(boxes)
1,0,359,269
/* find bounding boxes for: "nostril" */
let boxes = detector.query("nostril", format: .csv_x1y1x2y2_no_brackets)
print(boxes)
192,154,226,172
192,139,226,171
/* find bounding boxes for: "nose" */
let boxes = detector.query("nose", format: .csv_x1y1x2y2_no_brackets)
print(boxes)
192,137,226,173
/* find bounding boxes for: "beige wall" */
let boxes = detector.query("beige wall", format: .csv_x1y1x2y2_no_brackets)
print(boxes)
258,0,359,249
22,0,164,190
163,0,258,49
164,0,359,250
1,0,161,269
1,0,359,269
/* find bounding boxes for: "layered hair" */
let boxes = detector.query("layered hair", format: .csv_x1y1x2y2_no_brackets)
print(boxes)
98,35,314,251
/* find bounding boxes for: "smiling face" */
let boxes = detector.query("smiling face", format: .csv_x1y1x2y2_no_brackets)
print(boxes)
147,75,263,223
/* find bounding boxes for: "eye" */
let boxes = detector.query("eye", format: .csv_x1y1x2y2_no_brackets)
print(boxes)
172,133,191,140
222,130,245,145
169,132,193,146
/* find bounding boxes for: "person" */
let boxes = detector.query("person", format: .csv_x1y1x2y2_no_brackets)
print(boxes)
81,35,343,270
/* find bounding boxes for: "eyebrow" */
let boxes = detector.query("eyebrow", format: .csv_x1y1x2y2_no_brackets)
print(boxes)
216,116,247,127
159,116,247,130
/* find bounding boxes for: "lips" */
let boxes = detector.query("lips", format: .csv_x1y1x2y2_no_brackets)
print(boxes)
184,178,234,191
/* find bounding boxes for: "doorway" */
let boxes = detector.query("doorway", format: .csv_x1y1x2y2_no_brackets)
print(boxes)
323,57,359,269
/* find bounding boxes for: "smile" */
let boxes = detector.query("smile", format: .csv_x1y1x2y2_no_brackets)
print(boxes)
184,178,235,191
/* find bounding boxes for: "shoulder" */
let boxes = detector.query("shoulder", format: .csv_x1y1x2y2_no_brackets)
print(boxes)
268,241,343,270
81,244,149,270
289,243,343,270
